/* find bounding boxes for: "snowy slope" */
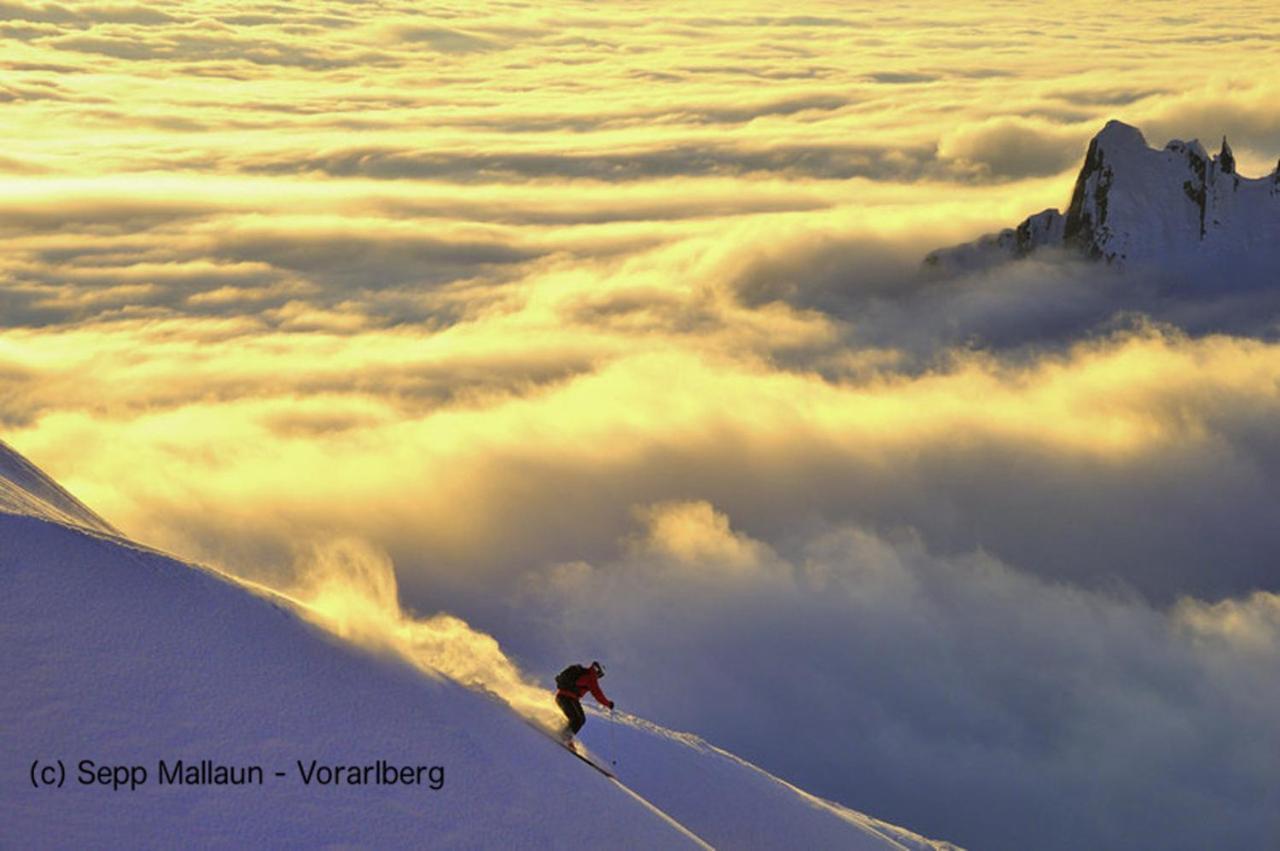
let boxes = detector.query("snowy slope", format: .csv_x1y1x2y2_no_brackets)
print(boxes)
0,439,115,535
0,443,958,849
577,713,959,851
925,120,1280,272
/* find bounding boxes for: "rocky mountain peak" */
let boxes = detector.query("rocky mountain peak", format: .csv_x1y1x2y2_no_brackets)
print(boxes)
1218,137,1236,175
924,120,1279,272
1094,119,1148,154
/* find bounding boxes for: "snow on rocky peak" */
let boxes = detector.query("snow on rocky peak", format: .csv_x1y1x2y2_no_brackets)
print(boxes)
925,120,1280,272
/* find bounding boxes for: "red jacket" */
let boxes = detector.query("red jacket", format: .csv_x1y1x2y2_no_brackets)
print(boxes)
556,669,613,709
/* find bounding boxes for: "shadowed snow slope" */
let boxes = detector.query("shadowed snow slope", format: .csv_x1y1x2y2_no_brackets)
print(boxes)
0,444,957,849
577,712,960,851
0,439,115,535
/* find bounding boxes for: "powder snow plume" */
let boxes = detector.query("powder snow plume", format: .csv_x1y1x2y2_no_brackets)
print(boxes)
281,538,560,727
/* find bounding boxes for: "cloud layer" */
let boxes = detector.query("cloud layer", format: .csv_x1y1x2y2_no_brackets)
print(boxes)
3,2,1280,850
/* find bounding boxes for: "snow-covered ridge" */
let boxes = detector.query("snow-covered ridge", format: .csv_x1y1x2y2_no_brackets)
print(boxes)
925,120,1280,271
0,439,116,535
0,441,960,849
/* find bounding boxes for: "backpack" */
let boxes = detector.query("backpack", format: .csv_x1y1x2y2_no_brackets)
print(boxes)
555,664,587,691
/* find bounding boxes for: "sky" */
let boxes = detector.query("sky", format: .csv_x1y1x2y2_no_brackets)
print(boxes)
3,2,1280,849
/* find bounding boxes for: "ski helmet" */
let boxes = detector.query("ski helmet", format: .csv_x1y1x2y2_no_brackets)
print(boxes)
590,660,605,678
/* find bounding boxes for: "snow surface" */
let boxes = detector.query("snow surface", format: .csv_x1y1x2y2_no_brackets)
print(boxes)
1,443,959,849
925,120,1280,273
0,439,115,535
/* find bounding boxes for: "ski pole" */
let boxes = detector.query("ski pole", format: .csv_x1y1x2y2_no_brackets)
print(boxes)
609,707,618,767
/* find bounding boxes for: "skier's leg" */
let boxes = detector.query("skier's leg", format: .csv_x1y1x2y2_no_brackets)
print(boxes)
556,694,584,738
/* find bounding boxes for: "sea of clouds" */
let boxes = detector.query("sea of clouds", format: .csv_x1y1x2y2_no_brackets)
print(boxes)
3,2,1280,848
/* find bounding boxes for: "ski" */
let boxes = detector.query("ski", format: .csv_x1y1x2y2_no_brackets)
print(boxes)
561,741,616,779
514,713,617,778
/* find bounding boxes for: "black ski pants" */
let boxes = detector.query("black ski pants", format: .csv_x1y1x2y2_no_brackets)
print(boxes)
556,694,586,734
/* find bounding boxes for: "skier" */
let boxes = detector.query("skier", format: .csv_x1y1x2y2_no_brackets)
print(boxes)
554,661,614,743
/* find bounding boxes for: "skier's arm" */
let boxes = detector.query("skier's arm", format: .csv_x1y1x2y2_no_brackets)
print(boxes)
586,678,614,709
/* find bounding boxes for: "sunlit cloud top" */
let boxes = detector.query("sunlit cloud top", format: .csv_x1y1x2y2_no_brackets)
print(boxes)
3,0,1278,340
5,0,1280,184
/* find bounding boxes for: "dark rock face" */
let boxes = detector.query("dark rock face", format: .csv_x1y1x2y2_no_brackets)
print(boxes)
1183,180,1207,237
1219,137,1236,175
1014,209,1064,257
1063,137,1112,259
1177,143,1208,238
